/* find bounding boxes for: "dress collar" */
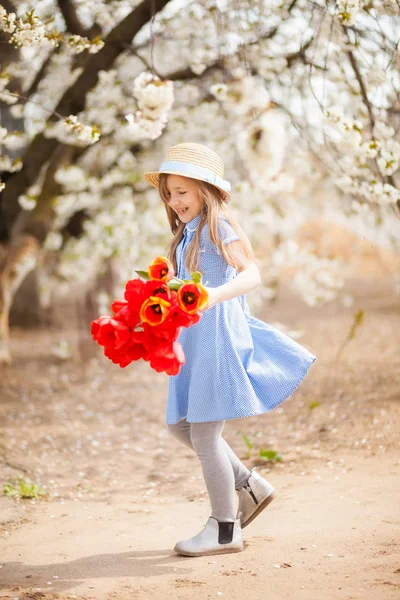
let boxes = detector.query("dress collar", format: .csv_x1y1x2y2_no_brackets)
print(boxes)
184,212,201,233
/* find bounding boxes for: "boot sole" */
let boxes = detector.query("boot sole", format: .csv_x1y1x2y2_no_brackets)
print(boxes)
241,489,277,529
174,544,244,557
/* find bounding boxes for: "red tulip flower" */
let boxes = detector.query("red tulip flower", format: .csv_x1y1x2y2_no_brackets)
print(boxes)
111,299,140,328
104,332,149,367
124,278,146,308
148,256,174,282
143,279,171,301
140,295,171,326
177,282,208,314
91,258,208,375
149,341,185,376
91,316,130,350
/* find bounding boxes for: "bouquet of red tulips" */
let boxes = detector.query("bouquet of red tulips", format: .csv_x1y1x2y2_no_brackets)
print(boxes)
91,256,208,375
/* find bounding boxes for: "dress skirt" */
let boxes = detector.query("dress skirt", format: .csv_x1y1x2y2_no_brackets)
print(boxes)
165,214,316,424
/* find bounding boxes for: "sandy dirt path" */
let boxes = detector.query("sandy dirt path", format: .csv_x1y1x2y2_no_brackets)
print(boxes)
0,278,399,600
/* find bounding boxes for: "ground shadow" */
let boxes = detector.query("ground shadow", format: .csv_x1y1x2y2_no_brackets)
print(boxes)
0,549,192,594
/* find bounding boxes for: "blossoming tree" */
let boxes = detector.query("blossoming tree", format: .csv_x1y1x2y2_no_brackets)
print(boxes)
0,0,399,364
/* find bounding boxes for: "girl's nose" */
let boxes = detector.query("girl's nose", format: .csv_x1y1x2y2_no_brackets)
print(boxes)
169,196,181,208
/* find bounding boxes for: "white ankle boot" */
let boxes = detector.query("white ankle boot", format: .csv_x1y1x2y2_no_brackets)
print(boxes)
174,515,244,557
236,467,276,528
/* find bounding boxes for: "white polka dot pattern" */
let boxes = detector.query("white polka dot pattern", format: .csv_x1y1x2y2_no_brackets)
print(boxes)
166,213,317,424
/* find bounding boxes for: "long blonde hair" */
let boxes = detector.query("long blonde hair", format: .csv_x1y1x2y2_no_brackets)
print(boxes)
158,173,255,274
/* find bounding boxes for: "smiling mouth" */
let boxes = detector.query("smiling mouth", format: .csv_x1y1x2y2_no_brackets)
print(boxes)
177,207,188,215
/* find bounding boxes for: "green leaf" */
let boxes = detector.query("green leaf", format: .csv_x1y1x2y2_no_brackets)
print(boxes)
191,271,202,284
3,483,19,497
19,482,45,499
259,449,282,462
168,277,184,291
134,269,150,280
3,480,46,499
241,433,253,451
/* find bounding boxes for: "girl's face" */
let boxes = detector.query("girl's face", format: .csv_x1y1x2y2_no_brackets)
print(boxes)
165,175,204,223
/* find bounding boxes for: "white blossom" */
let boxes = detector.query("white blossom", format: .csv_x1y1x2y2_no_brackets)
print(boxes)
0,8,17,33
10,103,25,118
117,151,137,171
67,34,105,55
44,232,63,251
0,72,18,104
358,139,381,159
236,109,287,184
132,72,174,121
377,151,399,176
0,154,22,172
54,165,89,192
373,121,395,139
336,0,360,26
44,115,100,147
0,126,7,143
2,131,27,151
0,4,105,53
18,195,37,211
123,112,167,142
223,76,271,117
11,22,48,48
210,83,228,101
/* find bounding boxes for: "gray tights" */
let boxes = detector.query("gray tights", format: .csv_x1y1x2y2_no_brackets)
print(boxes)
167,418,251,522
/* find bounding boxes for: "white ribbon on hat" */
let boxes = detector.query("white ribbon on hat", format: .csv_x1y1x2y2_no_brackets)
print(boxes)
158,160,231,193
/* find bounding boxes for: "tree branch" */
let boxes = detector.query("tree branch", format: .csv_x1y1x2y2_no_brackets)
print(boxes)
343,26,400,212
57,0,101,38
345,45,375,130
1,0,171,231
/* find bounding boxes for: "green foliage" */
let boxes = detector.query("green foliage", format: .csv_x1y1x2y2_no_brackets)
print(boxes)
241,433,253,451
3,479,46,500
134,269,150,280
240,432,254,459
168,277,183,290
336,309,365,359
191,271,202,284
259,448,283,462
241,434,283,463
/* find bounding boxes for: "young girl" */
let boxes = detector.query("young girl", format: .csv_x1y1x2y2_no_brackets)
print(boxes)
144,142,316,557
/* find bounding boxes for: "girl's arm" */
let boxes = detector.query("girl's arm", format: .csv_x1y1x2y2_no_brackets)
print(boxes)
205,241,262,309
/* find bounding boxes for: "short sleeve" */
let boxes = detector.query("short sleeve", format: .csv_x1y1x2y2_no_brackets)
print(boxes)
218,217,240,246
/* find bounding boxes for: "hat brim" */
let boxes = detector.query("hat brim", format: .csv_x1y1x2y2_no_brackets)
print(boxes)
143,170,231,202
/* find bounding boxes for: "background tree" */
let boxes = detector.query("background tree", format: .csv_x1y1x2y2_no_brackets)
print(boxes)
0,0,399,364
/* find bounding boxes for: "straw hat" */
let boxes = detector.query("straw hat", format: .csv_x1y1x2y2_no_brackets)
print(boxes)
144,142,231,201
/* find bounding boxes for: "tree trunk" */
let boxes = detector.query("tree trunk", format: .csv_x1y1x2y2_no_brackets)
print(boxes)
9,268,44,328
0,236,40,364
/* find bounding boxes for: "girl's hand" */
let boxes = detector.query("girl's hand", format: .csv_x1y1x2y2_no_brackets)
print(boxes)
204,286,221,310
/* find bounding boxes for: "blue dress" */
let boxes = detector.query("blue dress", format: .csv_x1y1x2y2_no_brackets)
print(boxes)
165,213,316,424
